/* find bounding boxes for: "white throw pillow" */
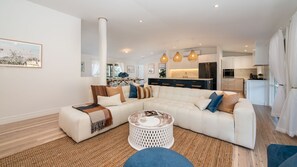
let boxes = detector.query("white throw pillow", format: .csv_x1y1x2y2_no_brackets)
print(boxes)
194,98,212,110
97,94,122,107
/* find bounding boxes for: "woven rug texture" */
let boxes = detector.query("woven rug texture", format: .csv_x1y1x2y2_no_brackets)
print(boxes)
0,123,233,167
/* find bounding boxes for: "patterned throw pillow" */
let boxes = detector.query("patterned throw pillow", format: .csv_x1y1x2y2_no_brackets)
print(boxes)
218,93,239,114
137,86,153,99
106,86,126,102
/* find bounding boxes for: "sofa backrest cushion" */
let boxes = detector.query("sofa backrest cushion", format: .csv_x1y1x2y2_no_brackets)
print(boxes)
91,85,108,104
157,86,214,103
106,86,126,102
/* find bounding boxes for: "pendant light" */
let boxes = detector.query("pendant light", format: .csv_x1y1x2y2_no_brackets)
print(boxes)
188,50,198,62
173,52,182,62
160,53,169,63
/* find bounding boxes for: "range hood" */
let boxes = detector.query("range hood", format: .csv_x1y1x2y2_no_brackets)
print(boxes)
253,41,269,66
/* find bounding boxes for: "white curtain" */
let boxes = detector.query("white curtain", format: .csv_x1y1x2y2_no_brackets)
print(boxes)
269,30,286,117
276,11,297,137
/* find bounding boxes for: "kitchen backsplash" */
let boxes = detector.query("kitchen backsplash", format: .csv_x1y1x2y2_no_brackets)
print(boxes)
234,68,257,79
169,69,198,78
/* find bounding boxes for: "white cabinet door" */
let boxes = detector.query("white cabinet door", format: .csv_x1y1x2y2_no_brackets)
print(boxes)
246,80,269,105
233,56,254,69
222,57,234,69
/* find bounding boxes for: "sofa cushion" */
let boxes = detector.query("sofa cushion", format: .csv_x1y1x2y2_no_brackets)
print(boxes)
143,97,235,143
137,86,153,99
194,97,212,110
106,86,126,102
218,93,239,114
157,86,214,103
207,92,223,112
129,84,138,98
91,85,108,104
97,94,122,107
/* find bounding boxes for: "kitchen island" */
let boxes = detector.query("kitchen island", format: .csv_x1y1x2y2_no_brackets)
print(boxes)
148,78,213,90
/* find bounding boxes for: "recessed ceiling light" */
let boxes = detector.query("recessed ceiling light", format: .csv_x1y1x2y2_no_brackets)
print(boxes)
214,4,219,8
245,45,249,48
139,20,143,23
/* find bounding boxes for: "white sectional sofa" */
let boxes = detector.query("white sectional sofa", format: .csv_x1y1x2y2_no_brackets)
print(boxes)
59,85,256,149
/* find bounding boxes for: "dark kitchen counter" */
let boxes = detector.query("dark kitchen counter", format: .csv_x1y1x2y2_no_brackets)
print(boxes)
148,78,213,90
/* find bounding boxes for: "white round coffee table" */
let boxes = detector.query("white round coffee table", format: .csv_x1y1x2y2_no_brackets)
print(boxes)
128,110,174,151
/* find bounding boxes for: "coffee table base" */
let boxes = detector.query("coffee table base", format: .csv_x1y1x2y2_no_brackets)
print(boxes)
128,123,174,151
128,136,174,151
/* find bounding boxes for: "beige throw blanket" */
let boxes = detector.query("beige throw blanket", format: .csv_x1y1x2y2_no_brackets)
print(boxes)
73,103,113,133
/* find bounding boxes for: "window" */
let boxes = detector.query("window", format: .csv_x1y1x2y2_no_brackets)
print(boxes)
107,63,121,78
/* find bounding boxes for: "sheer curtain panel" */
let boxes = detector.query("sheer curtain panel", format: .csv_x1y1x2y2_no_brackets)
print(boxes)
277,11,297,137
269,30,286,117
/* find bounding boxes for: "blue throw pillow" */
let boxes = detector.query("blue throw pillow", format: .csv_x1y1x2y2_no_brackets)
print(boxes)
129,84,137,98
207,92,223,112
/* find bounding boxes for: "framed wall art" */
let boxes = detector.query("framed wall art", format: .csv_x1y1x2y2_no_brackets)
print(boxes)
0,38,42,68
127,65,135,73
148,63,155,74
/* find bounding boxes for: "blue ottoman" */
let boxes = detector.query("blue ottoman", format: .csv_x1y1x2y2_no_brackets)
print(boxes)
267,144,297,167
124,147,193,167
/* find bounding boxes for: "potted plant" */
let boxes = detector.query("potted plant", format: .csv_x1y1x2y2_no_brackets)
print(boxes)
159,69,166,78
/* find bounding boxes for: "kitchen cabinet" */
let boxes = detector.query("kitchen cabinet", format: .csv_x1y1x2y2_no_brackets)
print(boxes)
222,57,234,69
148,78,213,90
245,80,269,105
222,56,255,69
222,78,244,92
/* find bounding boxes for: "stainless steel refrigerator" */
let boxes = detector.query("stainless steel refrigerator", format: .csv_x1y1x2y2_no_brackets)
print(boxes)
199,62,217,90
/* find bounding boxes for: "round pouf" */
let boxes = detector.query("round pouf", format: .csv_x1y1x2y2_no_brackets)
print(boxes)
124,147,193,167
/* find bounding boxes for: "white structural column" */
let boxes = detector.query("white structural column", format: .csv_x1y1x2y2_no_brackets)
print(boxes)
98,17,107,85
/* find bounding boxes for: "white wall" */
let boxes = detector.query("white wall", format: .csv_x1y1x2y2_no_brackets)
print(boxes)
0,0,92,124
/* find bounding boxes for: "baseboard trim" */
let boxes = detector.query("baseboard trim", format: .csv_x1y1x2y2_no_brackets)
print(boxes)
0,108,60,125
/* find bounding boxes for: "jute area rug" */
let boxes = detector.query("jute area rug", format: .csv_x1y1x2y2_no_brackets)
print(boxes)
0,123,233,167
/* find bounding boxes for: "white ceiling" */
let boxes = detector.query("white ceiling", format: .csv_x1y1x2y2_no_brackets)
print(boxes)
28,0,297,60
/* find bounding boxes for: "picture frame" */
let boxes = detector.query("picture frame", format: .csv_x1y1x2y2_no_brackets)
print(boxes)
0,38,42,68
148,63,155,74
127,65,135,73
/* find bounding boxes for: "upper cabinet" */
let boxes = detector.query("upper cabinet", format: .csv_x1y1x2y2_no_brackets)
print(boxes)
222,56,254,69
253,41,269,66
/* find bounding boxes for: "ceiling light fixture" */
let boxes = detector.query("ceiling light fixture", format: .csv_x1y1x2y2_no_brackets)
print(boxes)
214,4,219,8
160,53,169,64
173,52,183,62
139,20,143,23
188,50,198,62
121,48,131,54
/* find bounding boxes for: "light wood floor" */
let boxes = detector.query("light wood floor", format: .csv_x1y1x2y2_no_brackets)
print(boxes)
0,105,297,167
